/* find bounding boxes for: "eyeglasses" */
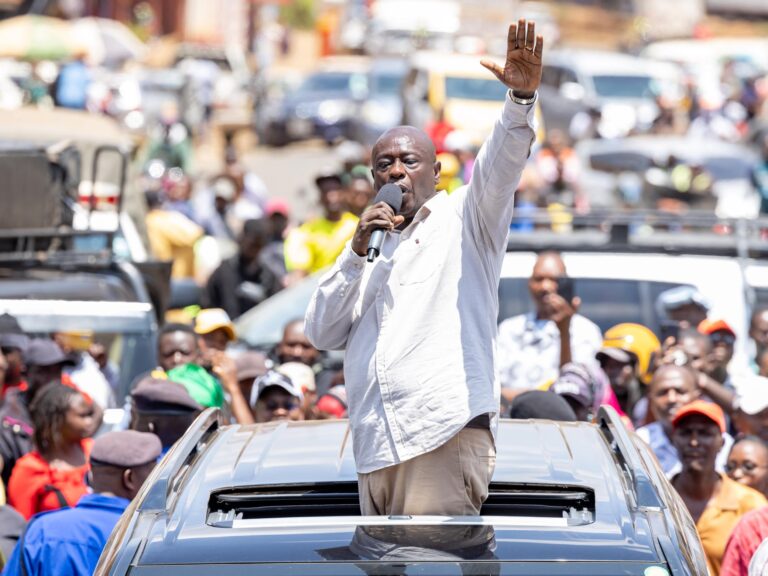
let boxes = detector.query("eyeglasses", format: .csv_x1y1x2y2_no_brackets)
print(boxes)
710,332,736,345
725,461,767,474
265,399,299,412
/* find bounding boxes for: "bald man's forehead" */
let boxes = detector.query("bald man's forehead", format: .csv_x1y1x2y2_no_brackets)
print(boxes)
653,366,694,388
373,126,435,159
532,254,566,276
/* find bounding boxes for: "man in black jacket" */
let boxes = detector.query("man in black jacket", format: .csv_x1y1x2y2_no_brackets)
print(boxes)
203,218,283,319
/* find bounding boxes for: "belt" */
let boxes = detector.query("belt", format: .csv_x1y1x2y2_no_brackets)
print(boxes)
464,413,491,429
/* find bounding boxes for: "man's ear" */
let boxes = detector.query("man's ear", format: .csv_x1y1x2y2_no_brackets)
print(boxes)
434,161,441,184
123,468,135,492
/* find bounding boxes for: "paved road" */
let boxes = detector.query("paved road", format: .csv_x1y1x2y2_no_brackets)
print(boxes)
242,139,341,224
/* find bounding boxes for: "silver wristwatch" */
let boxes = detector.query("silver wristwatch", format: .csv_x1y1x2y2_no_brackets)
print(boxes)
510,90,537,106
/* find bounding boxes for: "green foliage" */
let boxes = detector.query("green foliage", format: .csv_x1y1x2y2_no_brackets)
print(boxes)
280,0,316,30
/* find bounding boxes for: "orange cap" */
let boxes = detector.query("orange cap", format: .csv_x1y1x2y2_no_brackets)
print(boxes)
698,318,735,337
671,400,726,434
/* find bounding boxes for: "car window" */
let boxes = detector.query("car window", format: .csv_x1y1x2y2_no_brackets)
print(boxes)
300,72,365,95
498,277,694,335
754,287,768,311
589,151,654,174
541,65,561,88
444,76,508,102
560,68,578,85
703,155,753,181
370,71,404,96
592,75,655,99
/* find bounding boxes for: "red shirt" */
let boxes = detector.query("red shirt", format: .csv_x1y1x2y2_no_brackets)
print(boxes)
721,506,768,576
7,438,93,520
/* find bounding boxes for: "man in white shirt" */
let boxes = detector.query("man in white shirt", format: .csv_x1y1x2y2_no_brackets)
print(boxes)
496,252,602,400
305,19,543,516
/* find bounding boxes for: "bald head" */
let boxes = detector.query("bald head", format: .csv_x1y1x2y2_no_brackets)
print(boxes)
373,126,436,163
528,252,566,317
371,125,440,222
649,364,698,427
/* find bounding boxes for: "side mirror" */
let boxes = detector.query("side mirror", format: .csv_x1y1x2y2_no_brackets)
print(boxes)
560,81,585,101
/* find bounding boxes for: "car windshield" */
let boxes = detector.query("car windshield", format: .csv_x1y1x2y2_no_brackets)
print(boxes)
300,72,361,94
498,277,694,336
592,74,656,99
370,72,403,96
128,562,665,576
445,76,509,101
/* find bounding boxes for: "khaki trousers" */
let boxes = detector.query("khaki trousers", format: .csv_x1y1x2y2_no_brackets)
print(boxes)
358,427,496,516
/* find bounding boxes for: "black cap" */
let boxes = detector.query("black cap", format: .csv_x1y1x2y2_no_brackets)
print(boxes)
90,430,162,468
24,338,76,367
508,390,577,422
0,313,29,351
131,377,202,413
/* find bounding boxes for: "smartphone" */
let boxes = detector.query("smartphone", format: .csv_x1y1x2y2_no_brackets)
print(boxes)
660,321,680,343
556,277,575,303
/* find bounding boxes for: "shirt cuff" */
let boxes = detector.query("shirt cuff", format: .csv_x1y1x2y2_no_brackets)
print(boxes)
338,243,366,276
502,89,537,131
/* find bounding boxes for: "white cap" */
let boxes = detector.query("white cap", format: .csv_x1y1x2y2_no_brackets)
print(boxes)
735,374,768,415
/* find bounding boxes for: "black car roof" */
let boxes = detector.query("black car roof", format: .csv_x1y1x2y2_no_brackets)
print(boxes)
118,409,678,568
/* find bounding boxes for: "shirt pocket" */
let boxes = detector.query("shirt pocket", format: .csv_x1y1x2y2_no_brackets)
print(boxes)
396,233,440,285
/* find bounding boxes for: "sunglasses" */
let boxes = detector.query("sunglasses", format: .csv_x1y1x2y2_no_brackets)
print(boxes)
265,399,299,412
710,332,735,345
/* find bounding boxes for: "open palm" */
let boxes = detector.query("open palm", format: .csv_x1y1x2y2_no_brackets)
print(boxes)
481,19,544,97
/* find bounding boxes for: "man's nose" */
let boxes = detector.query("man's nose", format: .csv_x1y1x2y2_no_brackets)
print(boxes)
541,278,557,293
388,159,405,179
731,466,745,480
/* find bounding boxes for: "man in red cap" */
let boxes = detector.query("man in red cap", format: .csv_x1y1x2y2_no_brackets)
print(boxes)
671,400,766,576
699,319,737,393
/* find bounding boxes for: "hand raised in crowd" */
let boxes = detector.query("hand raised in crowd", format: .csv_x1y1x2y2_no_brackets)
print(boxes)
481,19,544,98
544,293,580,331
209,350,254,425
351,202,405,257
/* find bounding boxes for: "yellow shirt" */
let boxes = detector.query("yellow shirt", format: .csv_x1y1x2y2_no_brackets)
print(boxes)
145,209,204,279
284,212,359,274
695,474,768,576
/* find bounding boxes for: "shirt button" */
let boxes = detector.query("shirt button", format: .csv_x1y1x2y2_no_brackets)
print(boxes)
415,239,420,244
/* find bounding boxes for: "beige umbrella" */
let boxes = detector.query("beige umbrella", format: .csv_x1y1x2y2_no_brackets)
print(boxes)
72,17,147,67
0,15,85,61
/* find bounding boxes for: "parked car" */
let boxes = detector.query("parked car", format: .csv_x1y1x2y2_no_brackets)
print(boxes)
256,57,369,147
348,58,408,145
574,135,760,216
95,405,707,575
235,210,761,377
402,51,545,148
538,50,685,138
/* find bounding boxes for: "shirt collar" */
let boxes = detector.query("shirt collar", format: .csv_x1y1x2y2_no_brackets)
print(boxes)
712,474,744,512
406,191,447,227
76,493,131,512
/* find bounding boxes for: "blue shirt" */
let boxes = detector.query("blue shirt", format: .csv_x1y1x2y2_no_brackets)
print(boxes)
636,420,733,477
2,493,129,576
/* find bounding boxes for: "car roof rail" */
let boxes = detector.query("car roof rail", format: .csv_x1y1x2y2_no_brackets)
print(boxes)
139,407,223,513
597,405,663,510
506,209,768,258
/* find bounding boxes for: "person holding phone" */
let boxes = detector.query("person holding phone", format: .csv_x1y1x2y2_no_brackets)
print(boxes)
497,251,602,402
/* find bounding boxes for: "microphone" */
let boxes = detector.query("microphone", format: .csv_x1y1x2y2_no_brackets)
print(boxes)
367,183,403,262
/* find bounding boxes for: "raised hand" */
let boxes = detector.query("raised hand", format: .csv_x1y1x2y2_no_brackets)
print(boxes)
481,19,544,98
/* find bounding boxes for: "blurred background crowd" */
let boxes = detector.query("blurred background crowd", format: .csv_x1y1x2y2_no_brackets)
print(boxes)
2,0,768,574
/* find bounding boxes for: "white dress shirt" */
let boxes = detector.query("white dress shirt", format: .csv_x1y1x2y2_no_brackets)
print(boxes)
496,312,603,391
305,93,536,473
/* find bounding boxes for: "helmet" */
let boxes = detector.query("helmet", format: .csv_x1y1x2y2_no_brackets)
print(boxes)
598,323,660,385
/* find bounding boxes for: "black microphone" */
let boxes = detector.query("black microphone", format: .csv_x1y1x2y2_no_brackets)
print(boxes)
367,183,403,262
